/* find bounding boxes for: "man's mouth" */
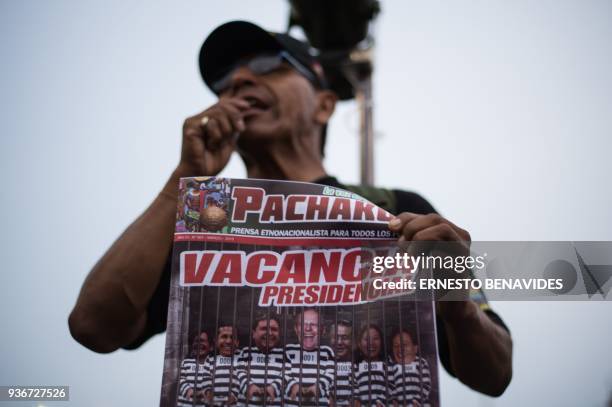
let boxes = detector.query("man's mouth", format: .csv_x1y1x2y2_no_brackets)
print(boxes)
303,334,317,344
261,336,277,345
240,94,270,116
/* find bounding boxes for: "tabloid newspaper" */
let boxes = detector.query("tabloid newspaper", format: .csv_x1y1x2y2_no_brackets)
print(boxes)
160,177,440,406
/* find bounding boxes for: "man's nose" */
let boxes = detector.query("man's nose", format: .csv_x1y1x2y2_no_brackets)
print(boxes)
227,66,258,93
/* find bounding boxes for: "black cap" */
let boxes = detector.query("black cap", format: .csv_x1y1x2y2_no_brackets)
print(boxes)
199,21,327,94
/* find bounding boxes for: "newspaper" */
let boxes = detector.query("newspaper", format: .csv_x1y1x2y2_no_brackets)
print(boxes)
160,177,440,406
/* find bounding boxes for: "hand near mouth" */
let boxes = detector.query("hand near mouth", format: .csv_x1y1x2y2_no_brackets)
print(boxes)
178,98,249,177
235,91,272,118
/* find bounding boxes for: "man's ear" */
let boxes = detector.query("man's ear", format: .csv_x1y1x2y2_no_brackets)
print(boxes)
314,90,338,125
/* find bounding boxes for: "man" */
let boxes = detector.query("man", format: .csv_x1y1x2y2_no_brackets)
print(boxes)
284,308,335,406
68,20,512,397
389,329,431,407
328,320,356,406
236,313,285,406
177,331,211,405
200,323,241,406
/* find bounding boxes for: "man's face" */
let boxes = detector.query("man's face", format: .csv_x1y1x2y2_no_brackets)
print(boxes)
295,309,319,351
216,326,239,357
192,332,211,358
392,332,418,364
359,327,382,361
252,319,280,352
218,60,321,148
330,324,352,361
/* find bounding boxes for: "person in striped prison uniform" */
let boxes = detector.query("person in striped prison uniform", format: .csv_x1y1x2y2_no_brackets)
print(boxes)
389,329,431,407
177,331,212,406
237,313,285,406
355,324,392,407
328,320,357,406
200,324,241,406
284,308,335,406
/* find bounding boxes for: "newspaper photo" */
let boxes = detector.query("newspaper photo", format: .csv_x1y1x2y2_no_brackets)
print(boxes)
160,177,440,406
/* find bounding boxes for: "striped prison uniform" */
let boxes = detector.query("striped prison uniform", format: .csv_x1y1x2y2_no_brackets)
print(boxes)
177,357,208,406
355,360,393,406
283,344,335,406
200,353,241,406
332,360,356,406
389,357,431,405
236,346,285,406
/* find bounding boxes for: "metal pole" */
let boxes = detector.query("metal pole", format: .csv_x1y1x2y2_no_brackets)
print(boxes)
344,49,375,186
356,72,374,185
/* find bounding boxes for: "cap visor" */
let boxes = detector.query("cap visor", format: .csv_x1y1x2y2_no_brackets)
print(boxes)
199,21,282,93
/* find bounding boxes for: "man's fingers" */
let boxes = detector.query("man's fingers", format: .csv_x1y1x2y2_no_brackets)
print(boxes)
218,103,245,132
222,97,250,111
290,385,300,400
302,385,316,398
203,118,223,149
183,116,204,139
213,111,233,135
191,100,245,142
411,224,471,262
390,213,470,242
388,212,419,233
401,213,445,241
220,99,248,131
199,106,234,136
412,223,461,241
247,385,261,400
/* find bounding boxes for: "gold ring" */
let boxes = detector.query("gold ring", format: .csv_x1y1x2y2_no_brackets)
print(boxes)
200,116,210,127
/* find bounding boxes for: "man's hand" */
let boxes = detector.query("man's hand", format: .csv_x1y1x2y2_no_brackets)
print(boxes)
388,212,470,246
203,390,213,403
289,384,317,400
288,384,300,400
265,385,276,400
388,212,471,301
184,388,194,400
194,390,207,403
301,385,317,399
389,212,513,396
246,384,264,400
178,98,249,177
